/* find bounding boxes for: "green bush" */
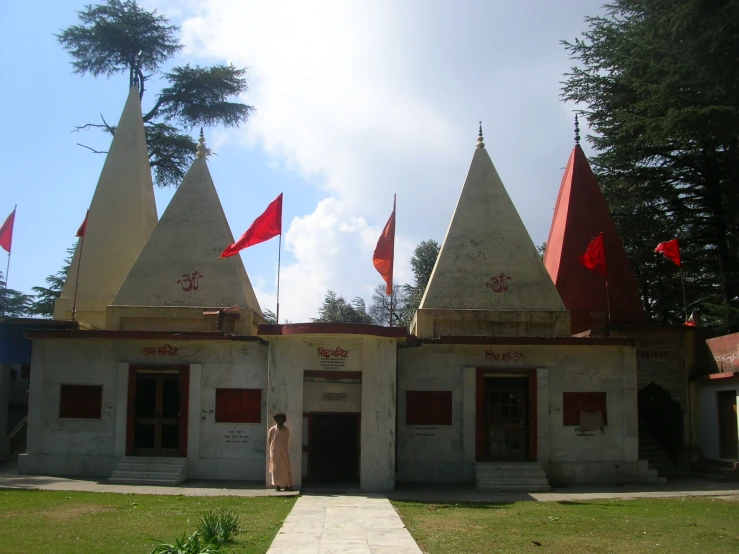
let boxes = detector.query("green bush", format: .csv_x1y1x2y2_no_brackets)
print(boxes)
149,531,220,554
196,509,242,546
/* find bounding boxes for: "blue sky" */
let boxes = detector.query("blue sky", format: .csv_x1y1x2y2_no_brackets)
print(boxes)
1,0,601,322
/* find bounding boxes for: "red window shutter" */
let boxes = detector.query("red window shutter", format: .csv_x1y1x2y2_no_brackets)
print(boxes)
406,391,453,425
215,389,262,423
562,392,607,426
59,385,103,419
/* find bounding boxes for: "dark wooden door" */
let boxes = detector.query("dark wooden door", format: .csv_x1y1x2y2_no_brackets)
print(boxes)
485,387,528,461
134,370,181,456
308,413,361,483
718,390,738,459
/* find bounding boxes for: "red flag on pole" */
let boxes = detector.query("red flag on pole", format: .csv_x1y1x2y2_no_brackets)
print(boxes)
655,238,681,267
373,195,396,295
76,210,89,238
578,232,607,279
0,208,15,253
220,193,283,259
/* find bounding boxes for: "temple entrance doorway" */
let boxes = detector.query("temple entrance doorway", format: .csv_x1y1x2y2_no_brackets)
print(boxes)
126,366,189,456
308,413,361,483
717,390,738,459
476,370,537,462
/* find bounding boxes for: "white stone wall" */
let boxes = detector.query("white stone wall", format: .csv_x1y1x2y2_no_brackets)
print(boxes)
19,338,269,479
697,384,739,460
397,342,642,485
266,335,396,492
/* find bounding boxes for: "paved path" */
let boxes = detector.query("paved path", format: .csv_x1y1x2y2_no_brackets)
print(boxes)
267,494,422,554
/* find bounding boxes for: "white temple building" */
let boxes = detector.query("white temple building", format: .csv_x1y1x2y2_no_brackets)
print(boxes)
18,86,673,492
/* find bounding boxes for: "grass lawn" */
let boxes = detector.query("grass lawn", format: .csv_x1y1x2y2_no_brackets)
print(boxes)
0,489,296,554
393,496,739,553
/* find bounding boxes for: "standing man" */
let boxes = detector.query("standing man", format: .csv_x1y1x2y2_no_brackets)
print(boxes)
268,412,293,491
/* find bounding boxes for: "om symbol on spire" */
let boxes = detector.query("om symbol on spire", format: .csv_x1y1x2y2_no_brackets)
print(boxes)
485,272,512,293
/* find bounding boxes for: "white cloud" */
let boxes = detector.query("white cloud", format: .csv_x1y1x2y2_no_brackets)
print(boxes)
148,0,602,322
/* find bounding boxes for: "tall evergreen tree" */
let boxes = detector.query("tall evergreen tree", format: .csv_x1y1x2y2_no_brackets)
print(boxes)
402,240,440,324
368,283,409,327
57,0,254,187
0,272,33,317
29,245,75,318
562,0,739,333
312,291,373,324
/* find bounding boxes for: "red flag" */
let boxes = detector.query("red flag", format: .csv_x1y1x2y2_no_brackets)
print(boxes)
578,232,607,279
655,238,681,267
76,210,89,238
373,195,396,295
220,193,283,259
0,207,15,254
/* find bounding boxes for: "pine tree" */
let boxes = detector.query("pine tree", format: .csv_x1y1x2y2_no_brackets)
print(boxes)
562,0,739,333
57,0,254,187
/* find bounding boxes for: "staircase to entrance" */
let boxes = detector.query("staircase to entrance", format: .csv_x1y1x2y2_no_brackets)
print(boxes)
638,422,678,476
108,457,187,486
475,462,551,492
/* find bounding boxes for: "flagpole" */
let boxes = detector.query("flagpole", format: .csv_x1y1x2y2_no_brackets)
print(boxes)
72,234,85,321
276,233,282,324
389,193,396,327
680,266,688,322
2,205,16,317
389,287,393,327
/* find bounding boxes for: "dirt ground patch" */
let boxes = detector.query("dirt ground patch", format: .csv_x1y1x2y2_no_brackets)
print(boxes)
38,504,110,521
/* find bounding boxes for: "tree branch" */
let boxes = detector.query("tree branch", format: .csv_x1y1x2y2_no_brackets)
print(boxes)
76,143,108,154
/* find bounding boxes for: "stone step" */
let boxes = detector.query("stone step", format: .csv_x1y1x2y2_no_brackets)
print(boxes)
477,477,550,487
109,457,187,486
476,469,547,478
114,463,187,473
110,470,185,480
119,456,186,465
108,477,184,486
477,485,552,492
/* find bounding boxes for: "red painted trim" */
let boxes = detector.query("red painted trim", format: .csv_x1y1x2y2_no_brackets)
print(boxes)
436,335,635,347
528,369,538,462
694,372,739,382
475,369,485,462
125,367,137,456
258,323,408,338
179,367,190,457
304,370,362,380
25,330,266,341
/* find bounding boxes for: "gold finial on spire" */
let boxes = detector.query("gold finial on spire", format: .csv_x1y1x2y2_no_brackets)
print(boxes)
196,127,206,159
476,121,485,149
574,114,581,146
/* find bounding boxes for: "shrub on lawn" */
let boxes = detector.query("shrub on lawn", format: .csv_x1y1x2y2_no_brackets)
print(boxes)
150,509,242,553
150,531,220,554
197,509,242,546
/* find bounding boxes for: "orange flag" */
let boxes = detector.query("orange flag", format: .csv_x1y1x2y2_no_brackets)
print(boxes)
76,210,89,238
0,207,15,253
373,195,396,295
578,232,607,279
220,194,283,259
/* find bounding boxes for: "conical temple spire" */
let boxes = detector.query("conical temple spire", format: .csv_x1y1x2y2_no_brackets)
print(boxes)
54,86,158,328
413,131,570,338
543,140,644,333
112,139,263,318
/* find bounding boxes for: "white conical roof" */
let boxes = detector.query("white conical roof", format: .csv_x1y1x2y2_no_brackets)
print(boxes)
112,140,263,315
420,138,566,313
54,86,158,326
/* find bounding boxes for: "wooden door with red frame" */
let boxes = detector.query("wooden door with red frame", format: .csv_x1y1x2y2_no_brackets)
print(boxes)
484,378,529,461
126,366,189,456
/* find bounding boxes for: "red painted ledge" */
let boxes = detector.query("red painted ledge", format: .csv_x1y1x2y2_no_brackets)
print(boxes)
432,335,636,346
24,329,265,342
258,323,409,338
693,372,739,382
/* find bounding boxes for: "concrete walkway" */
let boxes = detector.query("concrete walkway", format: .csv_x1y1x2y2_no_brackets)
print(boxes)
267,494,422,554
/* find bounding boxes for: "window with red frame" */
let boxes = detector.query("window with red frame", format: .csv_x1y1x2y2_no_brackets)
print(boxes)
562,392,608,426
406,390,453,425
215,388,262,423
59,384,103,419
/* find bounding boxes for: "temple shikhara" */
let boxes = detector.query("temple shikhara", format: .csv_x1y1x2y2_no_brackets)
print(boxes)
2,88,737,491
